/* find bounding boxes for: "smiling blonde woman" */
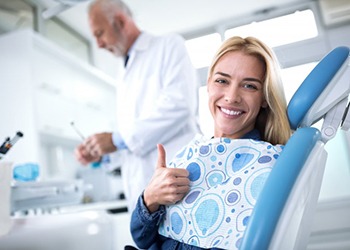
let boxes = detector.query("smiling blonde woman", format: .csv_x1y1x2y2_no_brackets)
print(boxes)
129,36,292,250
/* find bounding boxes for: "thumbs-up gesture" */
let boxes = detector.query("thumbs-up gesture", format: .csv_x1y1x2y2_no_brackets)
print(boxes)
143,144,190,213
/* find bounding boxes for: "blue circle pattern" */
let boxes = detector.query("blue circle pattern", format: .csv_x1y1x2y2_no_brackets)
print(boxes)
159,136,284,249
206,170,225,187
187,162,201,182
171,212,183,234
193,197,222,236
185,190,201,204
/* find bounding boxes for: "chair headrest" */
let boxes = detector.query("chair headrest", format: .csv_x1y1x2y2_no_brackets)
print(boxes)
287,46,350,130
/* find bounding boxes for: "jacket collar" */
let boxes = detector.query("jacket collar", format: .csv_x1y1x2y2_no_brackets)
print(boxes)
128,32,152,54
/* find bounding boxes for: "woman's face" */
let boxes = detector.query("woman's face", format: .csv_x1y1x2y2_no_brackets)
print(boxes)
208,51,267,139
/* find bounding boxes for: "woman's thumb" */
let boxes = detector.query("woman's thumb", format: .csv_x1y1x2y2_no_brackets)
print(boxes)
156,144,166,168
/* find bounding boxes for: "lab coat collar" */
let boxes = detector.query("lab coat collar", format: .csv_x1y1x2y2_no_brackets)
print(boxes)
124,32,152,70
127,32,152,57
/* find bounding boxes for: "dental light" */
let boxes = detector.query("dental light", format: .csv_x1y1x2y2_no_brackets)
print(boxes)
42,0,89,19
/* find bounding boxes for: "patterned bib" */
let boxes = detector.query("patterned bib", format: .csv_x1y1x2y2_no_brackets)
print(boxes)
158,135,284,249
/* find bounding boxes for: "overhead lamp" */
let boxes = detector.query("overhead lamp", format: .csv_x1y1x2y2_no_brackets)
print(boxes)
42,0,89,19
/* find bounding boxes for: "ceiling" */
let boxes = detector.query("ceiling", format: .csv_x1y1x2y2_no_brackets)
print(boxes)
37,0,311,40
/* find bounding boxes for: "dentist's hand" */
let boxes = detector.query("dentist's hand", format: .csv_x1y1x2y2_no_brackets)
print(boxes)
74,132,117,165
143,144,190,213
74,144,100,165
84,132,116,156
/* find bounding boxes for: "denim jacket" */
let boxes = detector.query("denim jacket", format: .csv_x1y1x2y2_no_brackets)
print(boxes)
130,130,261,249
131,195,218,250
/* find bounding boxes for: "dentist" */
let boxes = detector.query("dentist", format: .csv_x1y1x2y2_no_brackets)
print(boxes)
74,0,200,212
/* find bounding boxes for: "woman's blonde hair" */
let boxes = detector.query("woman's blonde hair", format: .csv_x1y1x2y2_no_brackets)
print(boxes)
208,36,291,145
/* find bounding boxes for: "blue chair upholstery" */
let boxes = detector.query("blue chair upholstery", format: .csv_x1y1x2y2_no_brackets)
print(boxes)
239,46,350,250
288,46,349,130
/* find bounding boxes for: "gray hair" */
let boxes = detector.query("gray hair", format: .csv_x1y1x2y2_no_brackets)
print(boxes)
89,0,133,23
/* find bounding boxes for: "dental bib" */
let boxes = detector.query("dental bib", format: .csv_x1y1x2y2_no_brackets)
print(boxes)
158,135,284,249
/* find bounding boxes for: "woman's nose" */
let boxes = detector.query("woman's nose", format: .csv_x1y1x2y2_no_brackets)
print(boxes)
225,85,242,103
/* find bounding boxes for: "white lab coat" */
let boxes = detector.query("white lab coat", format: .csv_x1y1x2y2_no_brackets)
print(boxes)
111,32,200,211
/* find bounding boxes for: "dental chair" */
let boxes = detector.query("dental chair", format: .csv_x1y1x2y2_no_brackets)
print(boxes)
240,46,350,250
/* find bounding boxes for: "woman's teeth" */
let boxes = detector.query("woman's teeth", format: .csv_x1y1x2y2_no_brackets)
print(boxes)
221,107,242,115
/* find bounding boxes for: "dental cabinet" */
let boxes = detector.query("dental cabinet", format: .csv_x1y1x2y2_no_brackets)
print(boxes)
0,29,117,173
0,30,132,249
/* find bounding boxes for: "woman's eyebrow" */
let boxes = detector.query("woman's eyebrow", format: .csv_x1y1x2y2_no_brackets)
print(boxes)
214,71,231,78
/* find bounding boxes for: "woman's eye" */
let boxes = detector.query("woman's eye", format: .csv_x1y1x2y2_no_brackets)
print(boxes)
243,83,258,90
215,78,228,84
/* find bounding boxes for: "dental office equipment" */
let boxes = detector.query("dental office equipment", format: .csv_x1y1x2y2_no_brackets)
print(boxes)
5,126,86,214
70,121,85,140
0,131,24,161
0,131,23,235
0,162,13,236
13,163,40,182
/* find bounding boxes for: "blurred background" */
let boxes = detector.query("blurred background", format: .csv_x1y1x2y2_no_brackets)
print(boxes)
0,0,350,249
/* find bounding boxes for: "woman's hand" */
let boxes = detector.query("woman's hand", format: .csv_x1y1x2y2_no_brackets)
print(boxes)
143,144,190,213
